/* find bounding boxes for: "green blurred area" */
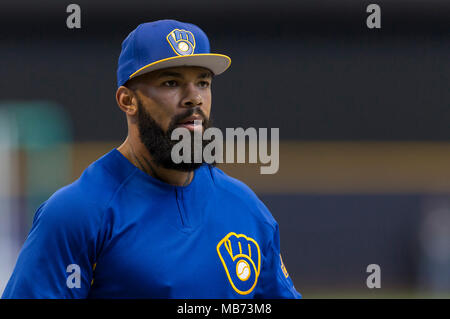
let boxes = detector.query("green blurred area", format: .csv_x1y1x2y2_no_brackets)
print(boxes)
0,101,72,226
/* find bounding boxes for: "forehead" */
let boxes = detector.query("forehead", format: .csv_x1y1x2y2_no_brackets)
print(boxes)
126,66,213,89
149,66,213,79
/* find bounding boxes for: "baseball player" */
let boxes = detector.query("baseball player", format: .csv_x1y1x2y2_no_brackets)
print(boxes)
2,19,301,299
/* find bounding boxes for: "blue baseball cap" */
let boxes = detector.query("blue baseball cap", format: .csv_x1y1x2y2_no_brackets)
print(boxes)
117,19,231,87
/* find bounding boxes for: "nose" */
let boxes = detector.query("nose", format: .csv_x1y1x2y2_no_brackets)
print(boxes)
181,84,202,108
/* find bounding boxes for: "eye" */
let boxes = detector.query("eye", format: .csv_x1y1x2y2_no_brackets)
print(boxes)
198,81,210,88
163,80,178,87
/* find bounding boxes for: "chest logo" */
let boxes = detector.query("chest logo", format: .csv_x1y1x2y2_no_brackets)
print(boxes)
216,232,261,295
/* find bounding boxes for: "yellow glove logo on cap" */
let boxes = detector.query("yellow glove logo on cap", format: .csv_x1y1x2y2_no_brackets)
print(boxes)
217,232,261,295
166,29,196,56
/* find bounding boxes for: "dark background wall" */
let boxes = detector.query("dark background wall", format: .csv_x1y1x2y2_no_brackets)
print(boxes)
1,1,449,142
264,194,422,293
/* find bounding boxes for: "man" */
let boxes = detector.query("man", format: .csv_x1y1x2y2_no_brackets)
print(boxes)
2,19,301,298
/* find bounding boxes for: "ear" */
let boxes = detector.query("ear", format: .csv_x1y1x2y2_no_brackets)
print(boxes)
116,86,138,116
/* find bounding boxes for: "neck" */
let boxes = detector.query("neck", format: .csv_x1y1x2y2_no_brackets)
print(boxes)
117,136,193,187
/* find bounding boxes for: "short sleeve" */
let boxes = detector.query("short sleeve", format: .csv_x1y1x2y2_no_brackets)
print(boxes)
1,188,101,299
255,223,302,299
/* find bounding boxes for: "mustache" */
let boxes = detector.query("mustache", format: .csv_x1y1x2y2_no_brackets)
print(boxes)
168,107,209,131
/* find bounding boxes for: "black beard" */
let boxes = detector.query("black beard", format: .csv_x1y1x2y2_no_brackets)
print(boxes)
136,97,213,172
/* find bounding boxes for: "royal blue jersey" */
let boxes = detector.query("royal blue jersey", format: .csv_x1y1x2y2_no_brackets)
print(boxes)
2,149,301,299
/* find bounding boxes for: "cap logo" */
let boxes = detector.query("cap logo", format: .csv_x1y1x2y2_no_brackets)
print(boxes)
166,29,196,56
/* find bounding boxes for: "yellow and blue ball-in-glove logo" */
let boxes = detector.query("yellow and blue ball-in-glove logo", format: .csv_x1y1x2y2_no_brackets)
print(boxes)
217,232,261,295
166,29,196,56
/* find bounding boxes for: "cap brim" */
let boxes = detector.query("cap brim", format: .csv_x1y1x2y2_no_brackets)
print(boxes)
128,53,231,81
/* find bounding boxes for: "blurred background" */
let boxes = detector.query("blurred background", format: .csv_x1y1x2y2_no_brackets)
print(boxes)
0,0,449,298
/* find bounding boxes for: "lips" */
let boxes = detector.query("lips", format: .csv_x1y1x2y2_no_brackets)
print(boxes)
178,115,203,124
176,115,204,131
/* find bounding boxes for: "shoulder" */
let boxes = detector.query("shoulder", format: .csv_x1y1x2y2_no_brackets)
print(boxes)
206,165,277,231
